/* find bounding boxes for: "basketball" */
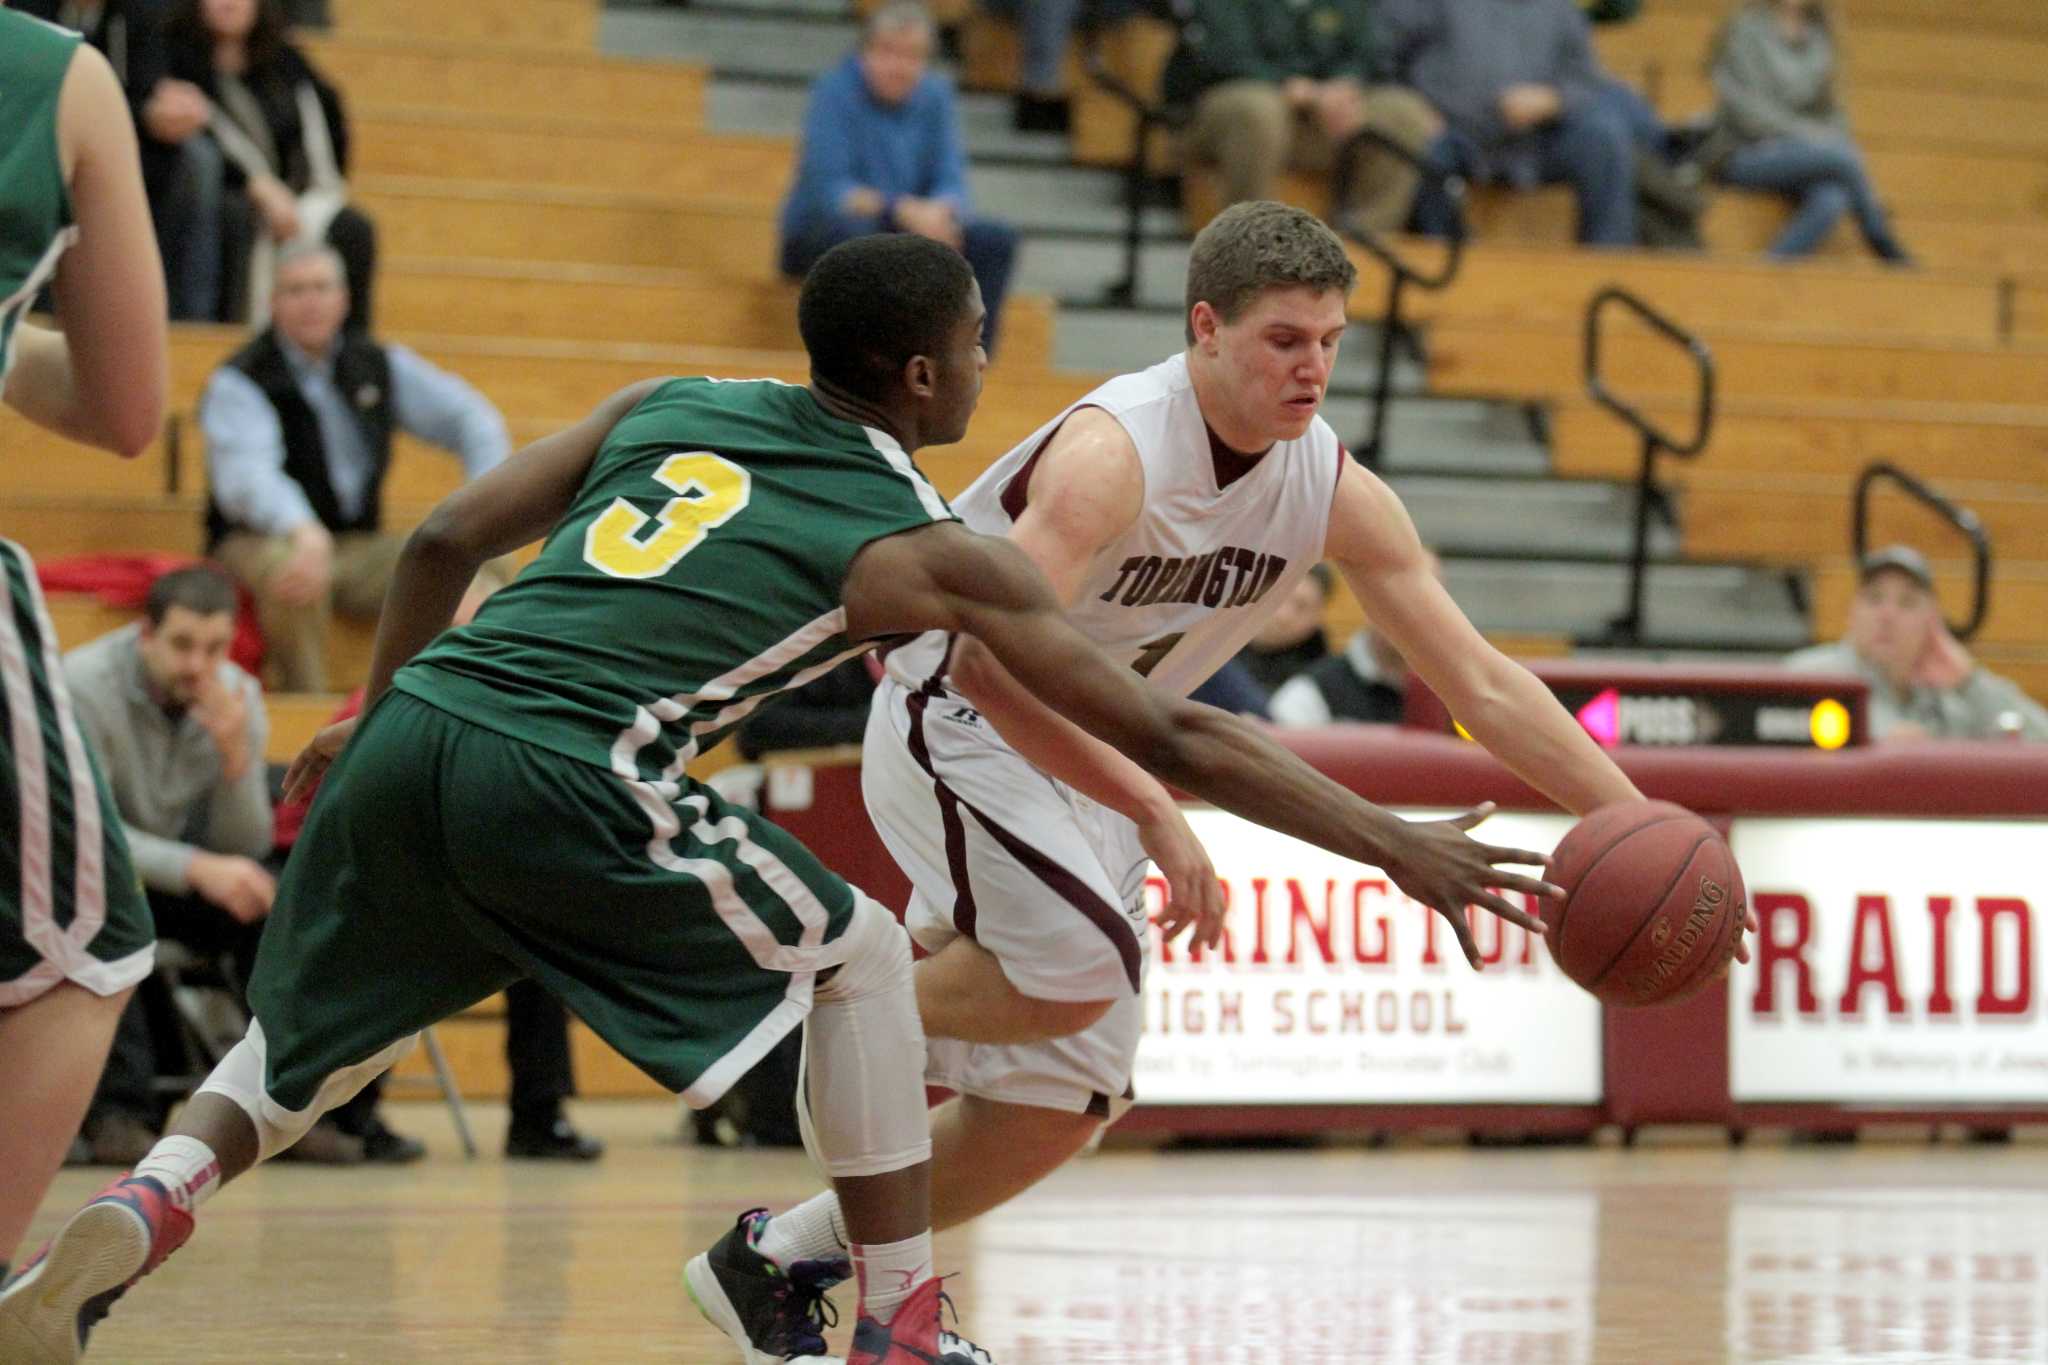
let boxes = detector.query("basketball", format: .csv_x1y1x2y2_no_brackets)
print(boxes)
1541,801,1746,1007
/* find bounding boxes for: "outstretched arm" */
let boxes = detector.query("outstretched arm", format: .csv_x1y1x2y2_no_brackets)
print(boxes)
1323,460,1641,817
843,520,1560,966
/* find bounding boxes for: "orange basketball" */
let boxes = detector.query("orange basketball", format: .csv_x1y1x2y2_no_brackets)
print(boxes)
1541,801,1745,1007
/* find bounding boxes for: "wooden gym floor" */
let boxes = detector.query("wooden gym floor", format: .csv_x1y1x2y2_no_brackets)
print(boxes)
22,1102,2047,1363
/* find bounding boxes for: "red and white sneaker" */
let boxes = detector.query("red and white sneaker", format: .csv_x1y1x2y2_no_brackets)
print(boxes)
0,1175,192,1363
844,1278,995,1365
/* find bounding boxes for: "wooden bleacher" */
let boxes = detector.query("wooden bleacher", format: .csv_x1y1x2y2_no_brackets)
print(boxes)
1351,240,2006,342
330,0,596,48
300,32,707,122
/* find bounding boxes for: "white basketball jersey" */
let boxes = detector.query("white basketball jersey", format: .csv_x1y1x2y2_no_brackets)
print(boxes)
888,352,1342,700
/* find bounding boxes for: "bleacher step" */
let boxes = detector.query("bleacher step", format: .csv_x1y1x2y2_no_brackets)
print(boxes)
970,161,1182,239
603,4,853,81
1390,475,1679,562
1443,557,1808,649
1018,240,1196,314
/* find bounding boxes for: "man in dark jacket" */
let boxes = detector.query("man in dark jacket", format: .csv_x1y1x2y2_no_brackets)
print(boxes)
1164,0,1441,233
1384,0,1641,245
200,244,510,691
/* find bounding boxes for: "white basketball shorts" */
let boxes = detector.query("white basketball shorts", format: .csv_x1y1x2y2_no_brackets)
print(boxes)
862,675,1152,1118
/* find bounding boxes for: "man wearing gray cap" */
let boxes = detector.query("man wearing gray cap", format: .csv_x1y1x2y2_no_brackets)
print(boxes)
1784,545,2048,742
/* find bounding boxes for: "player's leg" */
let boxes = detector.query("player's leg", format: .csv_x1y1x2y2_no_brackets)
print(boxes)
0,693,521,1361
0,985,132,1271
0,537,159,1279
914,935,1112,1045
689,889,996,1365
210,531,332,692
441,751,979,1363
746,991,1141,1293
926,1094,1104,1230
703,680,1140,1357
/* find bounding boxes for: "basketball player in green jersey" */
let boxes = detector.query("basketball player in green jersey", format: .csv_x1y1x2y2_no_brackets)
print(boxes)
3,234,1548,1364
0,0,169,1293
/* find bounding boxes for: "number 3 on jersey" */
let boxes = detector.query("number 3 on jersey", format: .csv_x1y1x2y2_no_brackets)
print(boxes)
583,452,751,580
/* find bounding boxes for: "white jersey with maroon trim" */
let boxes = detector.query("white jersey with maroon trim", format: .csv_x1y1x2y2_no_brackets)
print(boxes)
886,351,1344,700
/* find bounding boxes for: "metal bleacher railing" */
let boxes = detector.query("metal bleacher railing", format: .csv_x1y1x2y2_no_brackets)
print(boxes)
1582,285,1715,646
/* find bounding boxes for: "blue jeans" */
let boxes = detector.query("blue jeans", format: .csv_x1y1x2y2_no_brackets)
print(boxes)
1596,77,1667,155
156,133,227,321
1413,101,1638,247
1717,136,1908,261
982,0,1140,93
781,214,1021,354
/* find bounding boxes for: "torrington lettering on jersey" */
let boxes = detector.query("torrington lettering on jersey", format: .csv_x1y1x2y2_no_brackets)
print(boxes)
1096,548,1289,610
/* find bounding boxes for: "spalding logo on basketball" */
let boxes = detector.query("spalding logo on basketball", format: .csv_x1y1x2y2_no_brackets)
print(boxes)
1540,801,1746,1007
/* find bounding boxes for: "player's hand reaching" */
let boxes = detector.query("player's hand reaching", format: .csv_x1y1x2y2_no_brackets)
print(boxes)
1380,802,1562,969
283,715,359,807
1139,801,1224,951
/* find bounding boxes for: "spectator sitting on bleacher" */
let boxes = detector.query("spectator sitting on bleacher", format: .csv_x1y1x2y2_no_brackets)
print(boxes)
1783,545,2047,742
201,243,510,692
1385,0,1647,247
1268,553,1441,724
1162,0,1442,237
14,2,195,274
980,0,1140,134
59,566,371,1166
778,1,1020,352
1706,0,1910,263
1232,561,1334,694
1270,622,1411,727
152,0,376,324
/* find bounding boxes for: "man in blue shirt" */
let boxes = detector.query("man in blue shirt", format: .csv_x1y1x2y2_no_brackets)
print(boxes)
778,1,1020,352
201,242,509,691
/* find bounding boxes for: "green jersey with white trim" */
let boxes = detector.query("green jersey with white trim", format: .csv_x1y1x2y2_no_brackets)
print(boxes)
0,10,81,383
396,377,956,779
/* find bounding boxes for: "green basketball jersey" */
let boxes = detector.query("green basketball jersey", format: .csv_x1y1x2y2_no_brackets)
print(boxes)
0,9,81,383
396,377,956,778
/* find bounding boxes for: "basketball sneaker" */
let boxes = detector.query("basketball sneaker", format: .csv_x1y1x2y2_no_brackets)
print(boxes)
0,1174,192,1363
686,1208,848,1364
842,1277,995,1365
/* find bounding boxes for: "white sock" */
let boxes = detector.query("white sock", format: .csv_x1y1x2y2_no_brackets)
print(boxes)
851,1231,933,1326
132,1136,224,1213
756,1192,849,1270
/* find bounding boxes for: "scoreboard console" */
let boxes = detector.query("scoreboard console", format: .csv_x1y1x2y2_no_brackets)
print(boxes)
1403,660,1870,750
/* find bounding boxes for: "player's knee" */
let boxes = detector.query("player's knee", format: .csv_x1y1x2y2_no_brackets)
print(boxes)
815,894,912,1005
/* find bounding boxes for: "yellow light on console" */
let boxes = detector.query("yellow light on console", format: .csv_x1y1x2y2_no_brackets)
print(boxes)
1810,698,1851,751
